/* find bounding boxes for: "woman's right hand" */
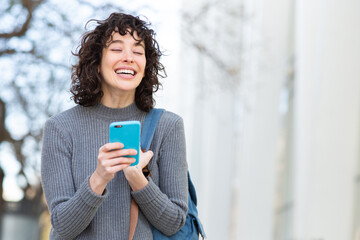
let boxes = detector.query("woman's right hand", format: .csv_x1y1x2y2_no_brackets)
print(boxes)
89,142,137,195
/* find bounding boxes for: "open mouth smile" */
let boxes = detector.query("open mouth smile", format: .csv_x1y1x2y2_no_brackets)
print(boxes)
115,68,136,76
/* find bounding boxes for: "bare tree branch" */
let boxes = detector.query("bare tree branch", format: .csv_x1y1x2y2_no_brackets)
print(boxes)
0,99,11,142
0,48,35,57
0,0,45,39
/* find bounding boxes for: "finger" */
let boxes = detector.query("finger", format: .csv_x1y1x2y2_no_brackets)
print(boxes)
100,162,133,175
111,163,133,172
115,157,136,165
103,148,137,160
139,149,149,157
98,149,137,163
99,142,124,152
143,150,154,159
100,157,136,167
138,150,153,169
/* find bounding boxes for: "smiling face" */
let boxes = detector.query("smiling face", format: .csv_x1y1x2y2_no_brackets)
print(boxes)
99,31,146,106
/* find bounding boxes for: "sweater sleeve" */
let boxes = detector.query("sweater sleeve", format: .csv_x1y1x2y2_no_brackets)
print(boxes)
131,117,188,236
41,118,108,239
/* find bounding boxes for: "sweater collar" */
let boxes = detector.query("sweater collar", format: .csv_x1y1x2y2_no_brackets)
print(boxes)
88,102,145,121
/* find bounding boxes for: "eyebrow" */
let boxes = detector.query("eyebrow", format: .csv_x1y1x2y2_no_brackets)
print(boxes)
108,40,145,49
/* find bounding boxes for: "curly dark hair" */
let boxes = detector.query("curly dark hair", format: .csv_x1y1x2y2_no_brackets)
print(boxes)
70,13,166,112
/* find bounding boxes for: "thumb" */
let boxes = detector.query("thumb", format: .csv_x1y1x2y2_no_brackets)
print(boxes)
144,150,154,159
139,150,154,169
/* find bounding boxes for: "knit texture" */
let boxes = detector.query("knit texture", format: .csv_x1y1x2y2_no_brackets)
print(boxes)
41,103,188,240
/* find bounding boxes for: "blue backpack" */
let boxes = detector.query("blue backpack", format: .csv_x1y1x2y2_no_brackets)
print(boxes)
141,108,206,240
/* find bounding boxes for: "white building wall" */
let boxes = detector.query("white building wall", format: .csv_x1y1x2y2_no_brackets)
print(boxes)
233,0,294,239
179,1,240,238
180,0,293,239
292,0,360,239
179,0,360,239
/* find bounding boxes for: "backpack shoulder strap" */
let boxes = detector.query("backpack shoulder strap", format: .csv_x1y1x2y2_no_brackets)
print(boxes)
140,108,164,151
130,108,164,240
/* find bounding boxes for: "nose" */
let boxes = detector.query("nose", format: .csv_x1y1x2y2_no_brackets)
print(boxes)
122,50,134,63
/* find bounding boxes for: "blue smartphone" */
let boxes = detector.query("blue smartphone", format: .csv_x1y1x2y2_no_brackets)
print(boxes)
109,121,140,166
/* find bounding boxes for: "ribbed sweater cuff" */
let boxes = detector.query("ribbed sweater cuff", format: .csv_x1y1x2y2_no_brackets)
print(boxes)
79,175,109,207
131,177,161,204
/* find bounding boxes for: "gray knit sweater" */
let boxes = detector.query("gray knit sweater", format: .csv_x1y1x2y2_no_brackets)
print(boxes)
41,103,188,240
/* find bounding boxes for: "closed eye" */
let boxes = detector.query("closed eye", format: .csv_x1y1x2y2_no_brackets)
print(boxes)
111,49,122,52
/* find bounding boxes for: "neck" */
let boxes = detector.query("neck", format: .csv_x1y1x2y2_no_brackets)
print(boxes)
101,90,135,108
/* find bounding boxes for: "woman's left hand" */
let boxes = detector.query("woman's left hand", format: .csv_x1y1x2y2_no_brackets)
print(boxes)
137,149,154,170
123,149,154,191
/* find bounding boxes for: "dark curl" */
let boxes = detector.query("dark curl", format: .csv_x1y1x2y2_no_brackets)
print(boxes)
70,13,166,112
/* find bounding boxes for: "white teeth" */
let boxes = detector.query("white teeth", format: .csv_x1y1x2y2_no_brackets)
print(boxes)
116,69,135,75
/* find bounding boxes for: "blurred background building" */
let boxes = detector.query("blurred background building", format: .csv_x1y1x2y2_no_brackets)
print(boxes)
0,0,359,239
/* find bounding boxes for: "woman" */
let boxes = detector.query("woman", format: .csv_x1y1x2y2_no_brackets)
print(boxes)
41,13,188,240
